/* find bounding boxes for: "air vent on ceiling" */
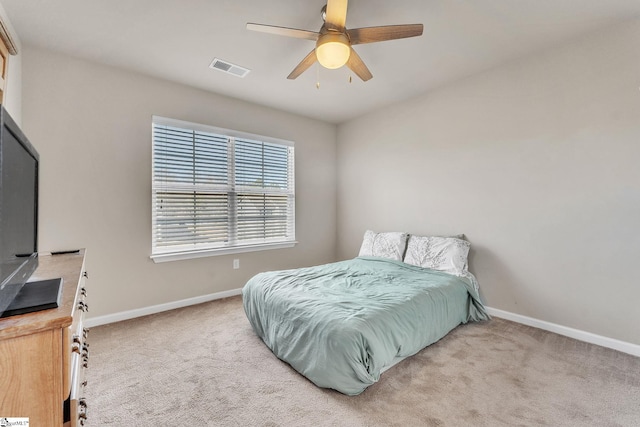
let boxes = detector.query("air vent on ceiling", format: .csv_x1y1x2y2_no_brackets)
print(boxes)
209,58,250,78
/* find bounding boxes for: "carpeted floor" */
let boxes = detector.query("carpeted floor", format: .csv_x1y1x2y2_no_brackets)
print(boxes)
84,296,640,426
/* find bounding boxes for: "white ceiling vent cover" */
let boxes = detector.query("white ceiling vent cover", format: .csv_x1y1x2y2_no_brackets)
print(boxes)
209,58,250,78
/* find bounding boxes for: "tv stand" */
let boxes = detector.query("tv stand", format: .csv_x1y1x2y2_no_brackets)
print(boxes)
1,277,63,318
0,250,88,426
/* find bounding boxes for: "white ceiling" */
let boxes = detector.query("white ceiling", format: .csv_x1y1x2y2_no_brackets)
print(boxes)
2,0,640,124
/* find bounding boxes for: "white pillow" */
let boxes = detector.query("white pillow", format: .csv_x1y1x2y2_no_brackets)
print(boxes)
358,230,408,261
403,235,470,276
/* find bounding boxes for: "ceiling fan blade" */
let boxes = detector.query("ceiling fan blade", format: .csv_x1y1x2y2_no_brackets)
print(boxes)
347,24,424,45
325,0,348,31
287,49,318,80
346,47,372,82
246,23,319,41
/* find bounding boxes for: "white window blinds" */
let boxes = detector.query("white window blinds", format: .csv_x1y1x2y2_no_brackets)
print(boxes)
151,117,295,260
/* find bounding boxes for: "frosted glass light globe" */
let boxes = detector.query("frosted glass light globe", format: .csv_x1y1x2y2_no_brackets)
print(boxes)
316,33,351,69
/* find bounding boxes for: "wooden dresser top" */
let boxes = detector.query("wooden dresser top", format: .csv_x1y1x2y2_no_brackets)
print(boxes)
0,249,86,340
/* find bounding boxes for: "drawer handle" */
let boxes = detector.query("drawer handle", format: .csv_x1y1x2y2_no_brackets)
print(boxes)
72,335,81,354
79,397,88,425
83,327,90,340
80,287,87,297
78,301,89,312
82,343,90,365
83,271,89,279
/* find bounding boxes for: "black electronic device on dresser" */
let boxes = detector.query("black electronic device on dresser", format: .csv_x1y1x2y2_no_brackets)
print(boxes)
0,104,61,317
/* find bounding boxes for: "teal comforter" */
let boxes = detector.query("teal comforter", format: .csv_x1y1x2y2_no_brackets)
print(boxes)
242,257,489,395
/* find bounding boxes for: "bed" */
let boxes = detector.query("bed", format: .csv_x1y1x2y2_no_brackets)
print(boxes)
242,231,489,395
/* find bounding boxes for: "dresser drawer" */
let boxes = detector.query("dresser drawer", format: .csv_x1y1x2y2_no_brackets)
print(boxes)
68,352,88,426
64,269,89,426
63,271,89,398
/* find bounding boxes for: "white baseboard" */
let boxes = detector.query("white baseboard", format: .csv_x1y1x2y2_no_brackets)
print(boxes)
84,288,243,328
486,306,640,357
84,294,639,358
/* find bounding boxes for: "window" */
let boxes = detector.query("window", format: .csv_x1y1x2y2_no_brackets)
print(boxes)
151,116,295,262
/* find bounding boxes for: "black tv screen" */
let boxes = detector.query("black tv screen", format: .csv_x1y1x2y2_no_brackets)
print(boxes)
0,105,39,316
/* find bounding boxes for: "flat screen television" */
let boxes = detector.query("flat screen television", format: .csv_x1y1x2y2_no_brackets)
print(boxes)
0,104,39,317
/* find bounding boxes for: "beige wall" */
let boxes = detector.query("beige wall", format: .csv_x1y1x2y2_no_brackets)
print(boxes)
337,20,640,344
21,47,337,319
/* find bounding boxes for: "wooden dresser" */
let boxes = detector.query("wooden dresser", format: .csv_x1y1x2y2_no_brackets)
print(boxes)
0,249,88,426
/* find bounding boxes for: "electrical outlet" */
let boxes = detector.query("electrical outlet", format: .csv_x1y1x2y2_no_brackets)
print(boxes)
233,259,240,269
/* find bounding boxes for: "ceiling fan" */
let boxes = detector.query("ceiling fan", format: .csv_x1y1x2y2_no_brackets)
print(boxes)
247,0,423,82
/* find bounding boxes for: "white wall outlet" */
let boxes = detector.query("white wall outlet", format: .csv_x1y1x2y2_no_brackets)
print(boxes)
233,259,240,269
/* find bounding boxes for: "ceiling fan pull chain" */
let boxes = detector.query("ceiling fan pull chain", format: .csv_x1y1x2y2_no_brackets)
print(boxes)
316,62,321,89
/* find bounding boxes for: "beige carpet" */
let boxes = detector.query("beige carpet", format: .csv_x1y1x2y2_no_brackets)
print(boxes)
84,296,640,426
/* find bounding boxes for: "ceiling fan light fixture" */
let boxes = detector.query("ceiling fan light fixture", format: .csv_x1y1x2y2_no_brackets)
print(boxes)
247,2,423,81
315,32,350,69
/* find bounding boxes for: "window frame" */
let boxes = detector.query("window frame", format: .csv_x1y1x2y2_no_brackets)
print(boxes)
150,116,296,263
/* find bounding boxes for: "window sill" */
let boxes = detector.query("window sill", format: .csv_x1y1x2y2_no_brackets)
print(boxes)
150,241,298,263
